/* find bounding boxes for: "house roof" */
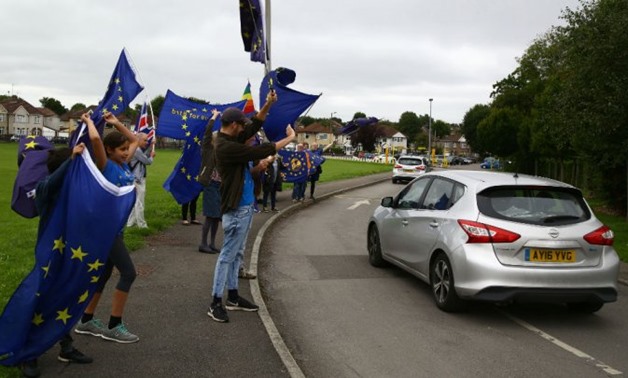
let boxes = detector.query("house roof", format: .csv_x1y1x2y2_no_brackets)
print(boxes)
297,122,333,134
377,124,402,138
37,107,58,117
60,105,98,121
0,97,42,115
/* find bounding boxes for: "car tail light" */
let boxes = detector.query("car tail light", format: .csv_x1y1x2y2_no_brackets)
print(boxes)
394,164,402,169
583,225,614,246
458,220,521,243
416,166,425,171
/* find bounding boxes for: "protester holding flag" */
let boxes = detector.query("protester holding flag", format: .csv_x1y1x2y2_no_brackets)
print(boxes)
207,91,295,323
198,109,222,254
126,133,154,229
291,143,308,203
74,112,141,343
16,143,93,378
307,142,331,201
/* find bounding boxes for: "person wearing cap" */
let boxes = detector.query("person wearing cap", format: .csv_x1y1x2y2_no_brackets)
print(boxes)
207,91,295,323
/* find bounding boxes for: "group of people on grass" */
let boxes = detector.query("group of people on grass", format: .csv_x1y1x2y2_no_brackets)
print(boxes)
15,90,327,377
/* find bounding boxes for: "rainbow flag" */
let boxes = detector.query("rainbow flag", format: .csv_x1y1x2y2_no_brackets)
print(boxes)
242,82,256,115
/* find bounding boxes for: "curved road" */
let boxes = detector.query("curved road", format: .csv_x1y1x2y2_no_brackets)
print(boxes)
259,177,628,378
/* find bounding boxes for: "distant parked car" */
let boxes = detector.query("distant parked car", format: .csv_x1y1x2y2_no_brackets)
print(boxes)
462,157,476,164
368,170,620,313
447,156,465,165
480,157,500,169
392,155,431,184
10,135,21,142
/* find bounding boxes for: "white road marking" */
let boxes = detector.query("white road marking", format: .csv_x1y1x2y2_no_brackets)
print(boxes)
500,310,623,376
347,199,370,210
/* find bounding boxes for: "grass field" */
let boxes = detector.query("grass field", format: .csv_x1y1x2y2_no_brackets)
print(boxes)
0,143,391,311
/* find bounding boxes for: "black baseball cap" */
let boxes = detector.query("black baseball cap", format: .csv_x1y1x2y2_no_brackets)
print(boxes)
222,108,252,125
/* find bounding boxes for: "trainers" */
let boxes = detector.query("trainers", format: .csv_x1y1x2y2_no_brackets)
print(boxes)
238,268,257,279
207,302,229,323
271,208,280,213
20,359,40,378
74,318,106,337
58,348,93,364
101,323,139,344
262,207,269,213
226,296,259,312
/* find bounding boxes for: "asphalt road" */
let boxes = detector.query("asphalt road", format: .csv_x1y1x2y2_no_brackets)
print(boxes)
261,179,628,378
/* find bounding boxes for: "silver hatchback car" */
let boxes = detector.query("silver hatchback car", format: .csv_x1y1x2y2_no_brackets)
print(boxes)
392,155,431,184
367,170,620,312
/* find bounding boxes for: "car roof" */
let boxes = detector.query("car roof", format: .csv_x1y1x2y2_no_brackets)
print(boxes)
422,170,577,193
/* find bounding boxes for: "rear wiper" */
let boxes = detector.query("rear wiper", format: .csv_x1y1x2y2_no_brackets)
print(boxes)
542,215,580,223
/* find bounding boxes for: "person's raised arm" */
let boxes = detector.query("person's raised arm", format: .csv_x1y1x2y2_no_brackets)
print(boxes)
273,124,296,151
254,90,277,121
103,112,139,163
83,113,107,171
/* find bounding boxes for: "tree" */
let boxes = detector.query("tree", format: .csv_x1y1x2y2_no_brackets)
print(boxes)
39,97,68,115
70,103,87,112
461,104,490,154
352,111,366,120
397,111,421,143
150,95,165,117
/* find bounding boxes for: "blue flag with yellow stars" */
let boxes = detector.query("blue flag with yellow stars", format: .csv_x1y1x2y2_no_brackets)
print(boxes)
11,135,55,218
157,90,246,204
277,150,310,183
239,0,266,63
0,153,135,366
340,117,379,135
71,49,144,145
259,67,321,142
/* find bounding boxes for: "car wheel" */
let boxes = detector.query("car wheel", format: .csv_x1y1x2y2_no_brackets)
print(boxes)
392,178,397,184
367,224,386,267
567,301,604,313
429,253,465,312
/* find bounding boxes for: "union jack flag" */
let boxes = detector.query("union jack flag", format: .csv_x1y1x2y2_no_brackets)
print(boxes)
135,101,154,150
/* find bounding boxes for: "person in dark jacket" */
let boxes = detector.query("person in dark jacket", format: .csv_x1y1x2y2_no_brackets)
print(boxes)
207,91,295,323
198,109,222,254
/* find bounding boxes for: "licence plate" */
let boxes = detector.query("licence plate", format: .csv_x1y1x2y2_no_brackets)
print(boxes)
403,169,414,173
524,248,576,263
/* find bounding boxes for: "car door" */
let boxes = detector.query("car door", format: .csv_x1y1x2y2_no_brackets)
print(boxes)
380,177,431,262
396,178,456,273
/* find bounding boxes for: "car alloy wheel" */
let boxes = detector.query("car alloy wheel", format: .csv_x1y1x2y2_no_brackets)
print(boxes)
367,224,386,267
430,253,465,312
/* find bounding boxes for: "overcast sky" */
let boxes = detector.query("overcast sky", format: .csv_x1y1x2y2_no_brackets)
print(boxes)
1,0,581,124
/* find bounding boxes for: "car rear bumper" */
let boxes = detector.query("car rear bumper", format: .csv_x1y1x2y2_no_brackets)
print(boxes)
451,245,620,303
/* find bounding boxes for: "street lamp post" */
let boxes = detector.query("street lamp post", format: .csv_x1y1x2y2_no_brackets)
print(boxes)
428,98,433,156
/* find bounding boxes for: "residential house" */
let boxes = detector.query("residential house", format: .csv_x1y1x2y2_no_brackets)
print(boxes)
433,133,471,156
295,122,335,148
375,124,408,155
38,107,63,138
0,97,44,136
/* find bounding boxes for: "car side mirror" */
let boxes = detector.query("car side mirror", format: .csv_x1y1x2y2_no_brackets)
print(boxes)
381,197,394,208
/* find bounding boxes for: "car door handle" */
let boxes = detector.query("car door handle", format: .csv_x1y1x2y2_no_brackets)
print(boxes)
429,221,439,228
401,220,409,226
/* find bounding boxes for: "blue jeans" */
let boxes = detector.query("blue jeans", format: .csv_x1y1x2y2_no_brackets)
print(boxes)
211,204,254,297
293,181,306,200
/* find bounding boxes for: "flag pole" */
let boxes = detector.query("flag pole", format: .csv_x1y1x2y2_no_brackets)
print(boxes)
264,0,271,75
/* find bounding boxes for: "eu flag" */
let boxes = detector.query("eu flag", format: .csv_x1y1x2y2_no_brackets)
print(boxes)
11,136,54,218
0,153,135,366
71,49,144,145
340,117,379,135
259,67,321,142
277,150,310,183
157,90,246,204
239,0,266,63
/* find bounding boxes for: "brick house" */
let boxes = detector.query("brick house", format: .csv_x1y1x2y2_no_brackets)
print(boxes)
0,97,44,136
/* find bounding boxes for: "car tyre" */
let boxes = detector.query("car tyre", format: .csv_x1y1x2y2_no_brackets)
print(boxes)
367,224,386,267
392,178,397,184
430,253,465,312
566,301,604,313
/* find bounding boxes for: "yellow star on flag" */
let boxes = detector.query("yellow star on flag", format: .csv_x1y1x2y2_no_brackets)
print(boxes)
71,246,88,261
52,237,65,253
186,174,192,181
193,136,199,143
118,95,123,102
182,114,188,121
32,313,44,326
78,290,90,304
185,131,191,137
202,108,208,112
56,308,72,325
87,259,105,272
91,275,100,283
115,78,120,84
180,167,187,174
112,104,119,111
181,124,188,130
41,261,51,278
24,140,37,149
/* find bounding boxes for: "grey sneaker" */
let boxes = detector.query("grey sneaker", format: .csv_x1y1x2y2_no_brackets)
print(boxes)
74,319,106,337
101,323,139,344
